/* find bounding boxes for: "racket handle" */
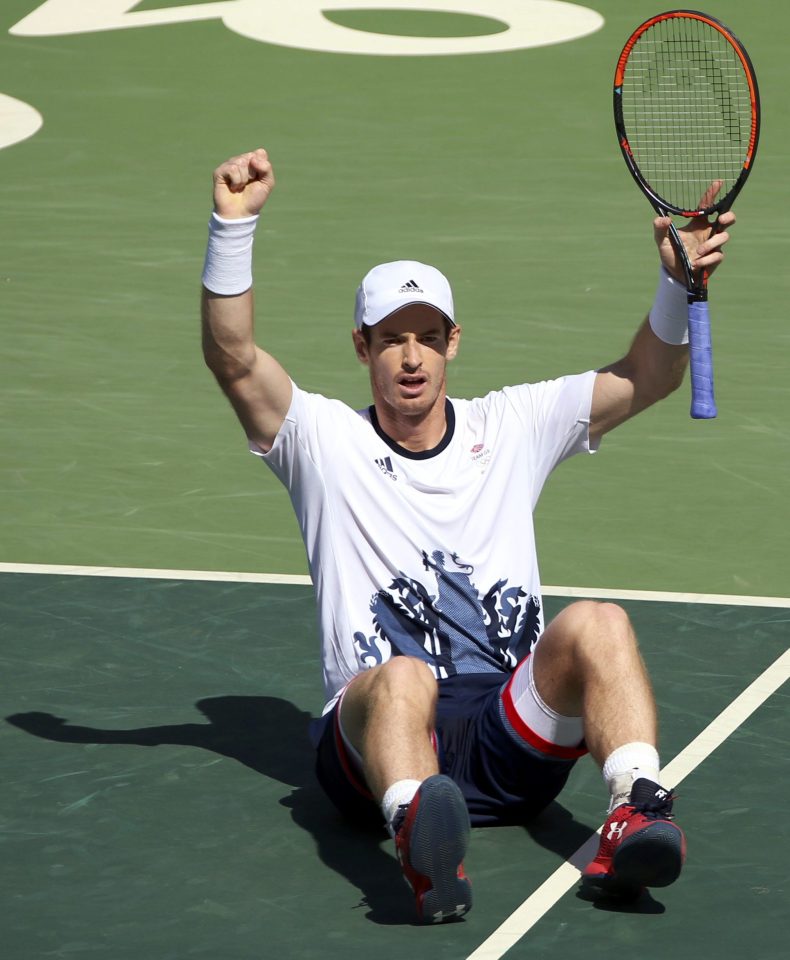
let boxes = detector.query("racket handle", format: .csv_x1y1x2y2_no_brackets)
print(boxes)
688,299,717,419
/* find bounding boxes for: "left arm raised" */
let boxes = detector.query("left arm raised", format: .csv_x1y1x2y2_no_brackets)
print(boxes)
589,208,735,443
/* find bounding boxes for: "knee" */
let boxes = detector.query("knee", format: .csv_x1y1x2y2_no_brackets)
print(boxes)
584,600,631,633
342,657,437,744
544,601,636,661
565,599,630,629
369,656,438,707
569,601,637,661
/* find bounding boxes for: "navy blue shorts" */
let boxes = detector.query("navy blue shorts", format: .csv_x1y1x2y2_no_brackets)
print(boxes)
310,670,586,828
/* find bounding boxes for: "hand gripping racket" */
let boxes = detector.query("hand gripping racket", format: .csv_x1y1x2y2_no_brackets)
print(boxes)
614,10,760,419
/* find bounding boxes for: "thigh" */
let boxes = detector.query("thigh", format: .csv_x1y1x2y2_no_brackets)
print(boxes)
531,600,635,716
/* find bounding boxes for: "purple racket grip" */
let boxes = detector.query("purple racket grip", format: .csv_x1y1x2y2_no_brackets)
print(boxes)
688,299,717,419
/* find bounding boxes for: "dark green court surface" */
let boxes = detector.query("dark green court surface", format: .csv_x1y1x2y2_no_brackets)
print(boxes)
2,573,787,959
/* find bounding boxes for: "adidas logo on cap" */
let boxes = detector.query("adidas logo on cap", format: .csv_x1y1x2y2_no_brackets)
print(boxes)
398,279,423,294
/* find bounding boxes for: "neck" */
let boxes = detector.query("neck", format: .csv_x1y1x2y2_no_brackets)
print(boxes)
372,393,449,453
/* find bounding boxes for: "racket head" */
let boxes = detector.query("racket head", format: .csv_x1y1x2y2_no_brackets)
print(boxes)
613,9,760,219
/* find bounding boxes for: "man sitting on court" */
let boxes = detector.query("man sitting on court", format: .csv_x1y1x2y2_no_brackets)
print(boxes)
200,148,735,923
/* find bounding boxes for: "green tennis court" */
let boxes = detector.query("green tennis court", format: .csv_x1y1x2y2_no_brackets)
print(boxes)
2,1,788,957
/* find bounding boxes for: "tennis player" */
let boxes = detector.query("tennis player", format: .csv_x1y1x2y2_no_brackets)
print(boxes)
200,148,735,923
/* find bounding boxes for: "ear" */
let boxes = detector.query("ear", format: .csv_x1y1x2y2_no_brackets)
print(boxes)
352,328,369,365
446,324,461,361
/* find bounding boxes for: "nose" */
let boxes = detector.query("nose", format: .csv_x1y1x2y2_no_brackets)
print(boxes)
402,336,422,371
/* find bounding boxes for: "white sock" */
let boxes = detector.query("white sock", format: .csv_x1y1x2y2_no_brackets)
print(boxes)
602,742,661,812
381,779,422,836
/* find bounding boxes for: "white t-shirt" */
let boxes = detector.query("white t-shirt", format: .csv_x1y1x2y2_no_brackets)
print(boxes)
254,370,597,713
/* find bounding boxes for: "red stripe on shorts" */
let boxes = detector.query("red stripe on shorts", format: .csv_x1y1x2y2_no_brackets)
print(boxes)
333,710,375,800
501,675,588,760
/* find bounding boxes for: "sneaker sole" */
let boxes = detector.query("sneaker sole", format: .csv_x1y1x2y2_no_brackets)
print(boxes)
612,822,685,889
408,775,472,923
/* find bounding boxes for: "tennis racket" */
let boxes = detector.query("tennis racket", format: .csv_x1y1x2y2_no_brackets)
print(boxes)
613,10,760,419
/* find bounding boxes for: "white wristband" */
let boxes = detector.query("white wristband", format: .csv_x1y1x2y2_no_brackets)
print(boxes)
648,267,689,345
202,212,259,295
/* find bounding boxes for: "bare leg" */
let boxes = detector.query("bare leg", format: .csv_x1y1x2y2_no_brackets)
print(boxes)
534,606,687,897
531,601,657,766
339,656,439,802
340,657,472,924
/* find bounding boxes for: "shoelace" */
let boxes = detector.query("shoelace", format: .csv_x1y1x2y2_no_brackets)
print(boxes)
631,790,677,820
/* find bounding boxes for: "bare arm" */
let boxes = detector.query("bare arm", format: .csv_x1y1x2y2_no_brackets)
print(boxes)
590,203,735,444
201,148,292,453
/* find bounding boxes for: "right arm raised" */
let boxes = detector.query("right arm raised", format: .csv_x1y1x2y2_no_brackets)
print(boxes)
201,149,292,453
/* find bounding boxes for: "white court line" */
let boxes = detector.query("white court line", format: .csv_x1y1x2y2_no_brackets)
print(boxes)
466,646,790,960
544,584,790,609
0,562,789,608
0,562,312,586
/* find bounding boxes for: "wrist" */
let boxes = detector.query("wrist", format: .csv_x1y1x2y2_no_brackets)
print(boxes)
648,267,689,345
202,212,260,295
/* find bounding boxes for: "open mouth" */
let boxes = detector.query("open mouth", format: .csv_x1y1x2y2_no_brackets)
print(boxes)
397,374,428,396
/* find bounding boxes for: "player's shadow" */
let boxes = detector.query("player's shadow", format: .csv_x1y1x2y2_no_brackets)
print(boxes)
6,698,658,921
5,697,411,925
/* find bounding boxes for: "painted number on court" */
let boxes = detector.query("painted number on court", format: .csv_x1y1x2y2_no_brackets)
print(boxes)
0,94,43,151
10,1,604,54
4,1,603,149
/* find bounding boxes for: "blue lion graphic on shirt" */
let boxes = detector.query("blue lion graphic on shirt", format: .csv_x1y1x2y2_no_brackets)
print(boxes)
353,549,540,676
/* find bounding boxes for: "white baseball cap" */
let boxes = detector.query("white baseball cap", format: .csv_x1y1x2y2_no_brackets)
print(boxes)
354,260,455,329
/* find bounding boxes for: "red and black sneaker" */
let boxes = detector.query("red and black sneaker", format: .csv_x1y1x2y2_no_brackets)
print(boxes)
582,778,686,899
392,774,472,924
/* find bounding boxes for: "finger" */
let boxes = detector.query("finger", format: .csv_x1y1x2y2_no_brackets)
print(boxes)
696,179,723,211
214,160,243,187
652,214,672,244
717,210,736,229
693,249,725,274
249,151,274,183
227,163,250,192
218,158,259,194
695,229,730,262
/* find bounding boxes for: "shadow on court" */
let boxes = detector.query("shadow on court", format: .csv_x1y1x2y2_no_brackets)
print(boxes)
5,696,622,925
7,697,408,924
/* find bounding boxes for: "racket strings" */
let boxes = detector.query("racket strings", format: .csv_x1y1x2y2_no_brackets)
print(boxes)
621,16,753,213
